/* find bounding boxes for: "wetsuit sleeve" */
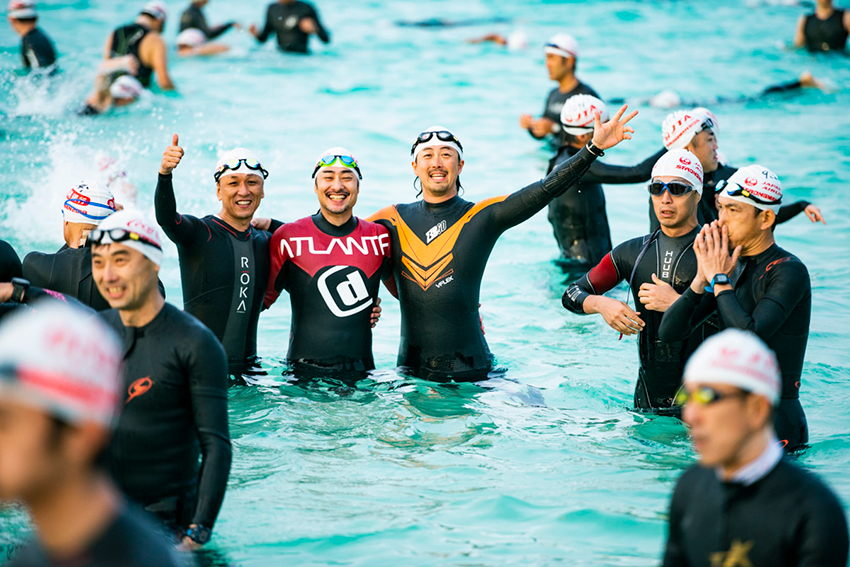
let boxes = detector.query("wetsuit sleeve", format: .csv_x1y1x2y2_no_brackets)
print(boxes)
658,287,717,343
308,5,330,43
714,261,809,342
775,200,810,225
268,219,285,234
206,22,235,40
155,173,205,245
15,284,92,312
562,252,623,314
0,241,23,282
256,6,274,43
264,226,290,308
187,332,231,528
797,483,850,567
762,80,803,96
580,148,666,185
490,146,597,231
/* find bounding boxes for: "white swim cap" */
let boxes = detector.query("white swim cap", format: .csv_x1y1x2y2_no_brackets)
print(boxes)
62,180,117,225
662,109,715,150
141,0,167,20
719,165,782,214
649,89,683,109
313,147,362,179
176,28,207,48
506,30,528,51
0,301,123,427
684,329,781,406
109,75,144,101
544,33,578,59
214,147,269,182
94,209,163,266
692,107,719,136
7,0,35,19
411,125,463,161
651,149,704,195
560,94,608,135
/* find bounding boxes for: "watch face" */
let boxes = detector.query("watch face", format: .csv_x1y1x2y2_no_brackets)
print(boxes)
714,274,730,285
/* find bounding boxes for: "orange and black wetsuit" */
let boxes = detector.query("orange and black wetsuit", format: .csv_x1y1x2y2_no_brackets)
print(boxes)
369,146,597,381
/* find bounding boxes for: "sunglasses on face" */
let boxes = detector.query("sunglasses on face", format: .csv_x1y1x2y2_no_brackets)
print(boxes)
648,181,695,197
214,158,269,183
410,130,464,155
673,385,749,407
312,154,362,179
715,180,781,206
89,228,162,250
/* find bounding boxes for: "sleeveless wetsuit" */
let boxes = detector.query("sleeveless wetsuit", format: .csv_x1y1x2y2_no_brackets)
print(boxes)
179,5,234,39
0,239,23,282
155,173,271,376
255,0,330,53
563,226,714,411
664,458,849,566
659,244,811,450
369,146,597,381
109,23,153,87
20,27,56,71
101,303,231,531
265,213,393,371
804,9,848,52
6,503,185,567
548,146,665,273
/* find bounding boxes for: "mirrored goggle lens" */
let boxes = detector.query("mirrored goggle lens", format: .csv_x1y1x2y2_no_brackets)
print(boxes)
674,387,720,407
648,182,693,196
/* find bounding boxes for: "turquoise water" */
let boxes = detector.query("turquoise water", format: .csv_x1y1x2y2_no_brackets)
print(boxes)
2,1,850,565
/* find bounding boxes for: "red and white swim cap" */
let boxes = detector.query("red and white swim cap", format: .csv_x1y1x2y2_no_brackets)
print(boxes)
651,149,704,195
662,108,716,150
721,165,782,213
560,94,608,135
96,209,164,266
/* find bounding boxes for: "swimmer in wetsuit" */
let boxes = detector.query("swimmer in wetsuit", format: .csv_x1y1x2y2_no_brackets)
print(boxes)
0,238,23,282
91,210,231,550
659,165,812,451
250,0,330,54
0,303,185,567
156,134,274,377
265,148,394,373
79,59,145,116
795,0,849,52
663,330,849,567
105,1,174,90
563,149,709,413
519,34,600,148
651,107,825,230
179,0,237,40
369,111,637,381
7,0,57,74
548,94,667,275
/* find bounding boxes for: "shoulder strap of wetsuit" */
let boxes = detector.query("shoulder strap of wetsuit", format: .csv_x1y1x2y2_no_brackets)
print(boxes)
626,228,661,299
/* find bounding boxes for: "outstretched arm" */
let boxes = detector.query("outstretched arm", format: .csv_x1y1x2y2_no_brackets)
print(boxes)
155,133,204,244
581,147,666,185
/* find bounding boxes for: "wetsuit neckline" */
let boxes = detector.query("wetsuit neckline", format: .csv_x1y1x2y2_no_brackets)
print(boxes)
311,212,358,237
420,194,464,210
210,215,253,239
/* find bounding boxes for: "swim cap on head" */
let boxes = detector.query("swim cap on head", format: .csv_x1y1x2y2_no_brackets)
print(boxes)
7,0,35,19
692,107,719,136
214,147,268,181
109,75,144,101
313,147,362,179
560,94,608,135
63,180,117,225
140,0,167,20
411,125,463,161
649,89,683,109
720,165,782,213
544,33,578,59
176,28,207,48
0,301,123,427
506,30,528,51
651,149,704,195
95,209,163,266
684,328,781,406
662,109,715,150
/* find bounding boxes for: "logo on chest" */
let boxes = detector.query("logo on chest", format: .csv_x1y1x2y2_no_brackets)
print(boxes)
317,266,373,318
426,221,447,244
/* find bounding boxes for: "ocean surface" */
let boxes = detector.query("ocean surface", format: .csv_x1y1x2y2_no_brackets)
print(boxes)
2,1,849,565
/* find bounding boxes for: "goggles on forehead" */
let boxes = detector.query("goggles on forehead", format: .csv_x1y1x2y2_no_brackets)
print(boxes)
312,154,362,179
214,158,269,183
715,179,781,206
698,117,716,134
89,228,162,250
410,130,464,156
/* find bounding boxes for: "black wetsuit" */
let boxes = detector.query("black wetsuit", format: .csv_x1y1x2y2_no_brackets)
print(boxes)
102,303,231,531
255,1,330,53
265,213,393,371
0,239,23,282
659,244,811,450
6,503,186,567
563,226,713,411
155,173,271,376
109,23,153,87
548,146,665,272
803,9,848,52
369,146,597,381
179,4,235,38
531,81,599,148
20,27,57,71
649,164,812,231
664,458,849,566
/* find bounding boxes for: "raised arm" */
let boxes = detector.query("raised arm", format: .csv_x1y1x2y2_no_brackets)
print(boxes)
581,147,666,185
155,133,204,244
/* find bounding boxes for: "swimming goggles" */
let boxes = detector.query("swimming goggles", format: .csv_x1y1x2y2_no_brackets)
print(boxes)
698,117,716,133
673,386,749,407
715,179,781,205
410,130,464,155
647,181,695,197
214,158,269,182
89,228,162,250
312,154,362,179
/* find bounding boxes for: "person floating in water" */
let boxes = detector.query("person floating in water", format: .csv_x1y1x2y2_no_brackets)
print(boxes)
79,56,145,115
794,0,849,52
250,0,330,54
6,0,57,74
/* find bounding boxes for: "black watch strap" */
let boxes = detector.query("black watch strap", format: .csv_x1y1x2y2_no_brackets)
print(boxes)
11,278,29,304
586,141,604,157
185,525,212,545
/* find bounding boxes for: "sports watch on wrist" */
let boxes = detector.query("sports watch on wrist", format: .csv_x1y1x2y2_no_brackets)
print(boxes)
10,278,29,304
705,273,731,294
184,524,212,545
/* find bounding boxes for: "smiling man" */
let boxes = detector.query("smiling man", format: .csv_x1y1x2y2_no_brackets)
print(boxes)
91,209,231,550
156,134,274,377
265,148,394,374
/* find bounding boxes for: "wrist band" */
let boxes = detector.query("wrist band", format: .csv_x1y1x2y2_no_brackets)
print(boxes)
586,141,604,157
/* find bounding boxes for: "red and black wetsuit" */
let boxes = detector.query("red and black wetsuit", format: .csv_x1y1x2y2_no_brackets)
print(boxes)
155,173,272,376
659,244,811,451
265,213,393,371
369,146,597,381
563,226,714,412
